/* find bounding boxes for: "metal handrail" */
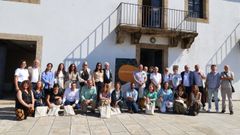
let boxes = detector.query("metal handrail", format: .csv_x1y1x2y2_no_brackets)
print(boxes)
118,2,197,32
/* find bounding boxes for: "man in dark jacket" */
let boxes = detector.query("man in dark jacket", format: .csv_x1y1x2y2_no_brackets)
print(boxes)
103,62,113,85
181,65,195,99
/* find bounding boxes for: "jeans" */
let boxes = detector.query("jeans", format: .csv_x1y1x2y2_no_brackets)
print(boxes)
126,101,139,113
208,89,219,111
64,100,80,109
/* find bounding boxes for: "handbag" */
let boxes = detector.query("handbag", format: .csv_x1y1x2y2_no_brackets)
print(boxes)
145,102,155,115
35,106,48,117
110,107,121,115
100,105,111,118
64,105,75,116
223,72,235,93
48,104,60,116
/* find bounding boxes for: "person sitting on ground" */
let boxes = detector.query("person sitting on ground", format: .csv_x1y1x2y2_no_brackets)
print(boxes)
46,84,63,108
173,84,188,114
111,82,124,112
99,83,111,106
81,80,97,113
157,82,174,113
144,83,157,105
15,80,34,120
62,82,80,109
126,82,139,113
189,85,202,116
32,81,45,108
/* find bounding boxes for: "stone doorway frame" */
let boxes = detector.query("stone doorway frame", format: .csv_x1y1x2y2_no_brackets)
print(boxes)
0,33,43,63
136,44,168,70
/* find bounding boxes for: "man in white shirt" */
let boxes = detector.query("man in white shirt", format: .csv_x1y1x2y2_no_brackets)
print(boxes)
181,65,194,98
14,60,29,91
63,82,80,109
133,64,147,98
28,59,41,90
150,66,162,91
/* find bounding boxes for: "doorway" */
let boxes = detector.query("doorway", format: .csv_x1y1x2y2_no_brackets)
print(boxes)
142,0,164,28
140,48,163,73
0,39,36,99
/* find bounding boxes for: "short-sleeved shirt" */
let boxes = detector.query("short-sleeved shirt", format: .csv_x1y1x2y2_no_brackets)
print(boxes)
49,91,63,104
193,71,204,86
220,71,234,89
15,68,29,82
134,71,147,87
170,73,182,89
150,73,162,86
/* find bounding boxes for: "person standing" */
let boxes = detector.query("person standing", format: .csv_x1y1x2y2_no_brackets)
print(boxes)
92,62,104,105
181,65,194,99
28,59,41,90
103,62,112,86
193,64,206,110
162,67,171,84
66,64,80,88
220,65,234,115
79,61,91,88
150,66,162,91
41,63,55,95
133,64,147,101
55,63,67,91
14,60,29,91
170,65,182,92
206,64,221,112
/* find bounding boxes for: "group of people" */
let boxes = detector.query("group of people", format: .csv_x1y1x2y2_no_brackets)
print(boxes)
14,59,235,120
14,60,114,120
132,64,234,116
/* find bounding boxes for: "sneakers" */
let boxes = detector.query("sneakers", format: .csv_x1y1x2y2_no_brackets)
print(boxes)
230,111,234,115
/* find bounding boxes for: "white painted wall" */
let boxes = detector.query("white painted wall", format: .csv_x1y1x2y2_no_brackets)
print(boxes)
168,0,240,99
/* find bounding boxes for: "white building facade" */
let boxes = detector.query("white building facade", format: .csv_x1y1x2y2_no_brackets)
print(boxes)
0,0,240,99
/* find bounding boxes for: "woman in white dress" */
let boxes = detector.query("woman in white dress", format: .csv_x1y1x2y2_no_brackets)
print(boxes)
55,63,67,91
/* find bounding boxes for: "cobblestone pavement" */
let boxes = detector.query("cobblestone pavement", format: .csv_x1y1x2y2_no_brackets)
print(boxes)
0,100,240,135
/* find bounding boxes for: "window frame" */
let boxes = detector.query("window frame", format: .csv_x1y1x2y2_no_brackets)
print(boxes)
185,0,209,23
3,0,40,4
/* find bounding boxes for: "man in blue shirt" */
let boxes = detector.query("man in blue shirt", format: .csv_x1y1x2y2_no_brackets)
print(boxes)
206,64,221,112
126,82,139,113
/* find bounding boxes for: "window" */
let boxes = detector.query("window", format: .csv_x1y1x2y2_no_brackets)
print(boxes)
188,0,203,18
185,0,209,23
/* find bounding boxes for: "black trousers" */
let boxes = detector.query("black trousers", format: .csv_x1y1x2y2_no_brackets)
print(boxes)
95,81,104,104
199,86,206,108
184,86,192,100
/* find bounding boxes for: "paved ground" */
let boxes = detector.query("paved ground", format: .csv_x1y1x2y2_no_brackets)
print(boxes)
0,100,240,135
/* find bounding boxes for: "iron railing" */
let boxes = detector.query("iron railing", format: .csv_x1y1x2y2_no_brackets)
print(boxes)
117,3,197,32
